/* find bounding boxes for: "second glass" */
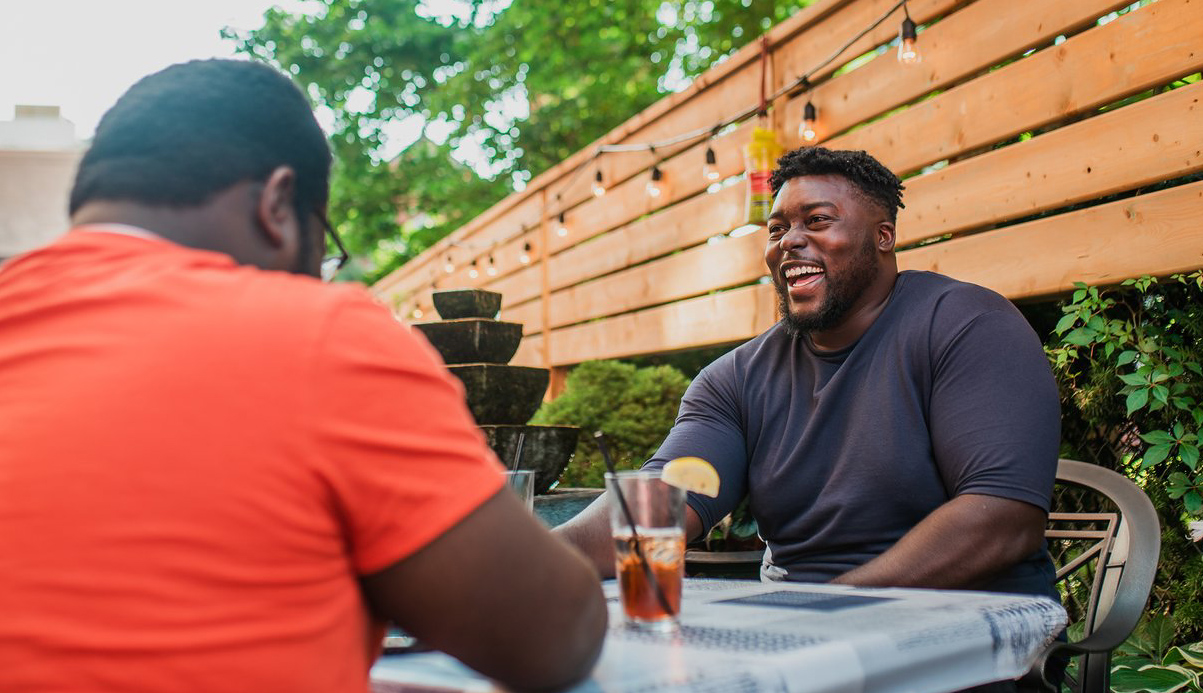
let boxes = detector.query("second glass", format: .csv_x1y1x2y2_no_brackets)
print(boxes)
504,469,535,512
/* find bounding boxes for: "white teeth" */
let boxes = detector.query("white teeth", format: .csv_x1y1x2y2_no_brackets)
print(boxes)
784,266,822,279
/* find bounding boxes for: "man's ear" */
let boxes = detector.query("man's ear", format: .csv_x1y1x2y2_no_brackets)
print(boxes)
255,166,298,249
877,221,897,253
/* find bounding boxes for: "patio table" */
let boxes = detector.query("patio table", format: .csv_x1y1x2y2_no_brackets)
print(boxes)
371,578,1066,693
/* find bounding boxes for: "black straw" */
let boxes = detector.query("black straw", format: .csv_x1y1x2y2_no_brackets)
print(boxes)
593,431,675,620
510,432,526,471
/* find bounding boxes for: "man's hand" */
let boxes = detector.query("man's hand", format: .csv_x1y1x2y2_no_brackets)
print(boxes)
831,494,1046,589
554,492,705,578
361,488,607,692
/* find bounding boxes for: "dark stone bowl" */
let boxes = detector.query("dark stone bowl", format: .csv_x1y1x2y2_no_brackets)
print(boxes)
481,424,581,495
432,289,502,320
446,364,549,425
412,319,523,365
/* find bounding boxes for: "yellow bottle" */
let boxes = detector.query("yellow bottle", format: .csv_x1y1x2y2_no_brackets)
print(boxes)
744,126,783,225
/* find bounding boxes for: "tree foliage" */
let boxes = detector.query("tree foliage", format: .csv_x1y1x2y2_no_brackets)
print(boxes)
225,0,804,282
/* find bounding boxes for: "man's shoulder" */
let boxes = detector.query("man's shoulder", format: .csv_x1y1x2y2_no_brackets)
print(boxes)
693,322,791,392
898,270,1014,313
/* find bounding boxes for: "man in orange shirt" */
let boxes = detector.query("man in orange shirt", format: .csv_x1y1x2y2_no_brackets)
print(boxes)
0,59,606,693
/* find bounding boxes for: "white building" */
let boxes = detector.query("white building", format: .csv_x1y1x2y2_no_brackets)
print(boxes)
0,105,84,259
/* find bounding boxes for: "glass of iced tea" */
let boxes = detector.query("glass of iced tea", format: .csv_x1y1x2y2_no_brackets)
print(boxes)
604,470,686,633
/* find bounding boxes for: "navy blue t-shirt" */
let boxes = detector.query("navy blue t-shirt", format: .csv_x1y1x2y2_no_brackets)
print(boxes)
644,271,1060,598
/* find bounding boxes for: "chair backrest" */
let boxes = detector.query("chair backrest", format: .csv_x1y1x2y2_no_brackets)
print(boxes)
1042,459,1161,692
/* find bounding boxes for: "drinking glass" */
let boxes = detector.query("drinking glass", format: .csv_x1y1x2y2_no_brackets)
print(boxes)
504,470,535,512
604,470,686,632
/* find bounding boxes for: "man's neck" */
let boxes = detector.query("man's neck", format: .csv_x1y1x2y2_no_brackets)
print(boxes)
809,268,899,352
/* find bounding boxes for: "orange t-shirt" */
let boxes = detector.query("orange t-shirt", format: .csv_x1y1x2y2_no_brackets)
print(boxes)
0,228,505,693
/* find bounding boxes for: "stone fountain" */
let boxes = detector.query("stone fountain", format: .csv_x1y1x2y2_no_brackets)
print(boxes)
412,288,579,496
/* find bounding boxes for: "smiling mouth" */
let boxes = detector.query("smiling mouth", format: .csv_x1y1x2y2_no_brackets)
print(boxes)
783,265,824,289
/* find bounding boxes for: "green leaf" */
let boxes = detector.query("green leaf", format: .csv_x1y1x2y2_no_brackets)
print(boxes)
1177,643,1203,668
1055,313,1080,334
1142,430,1176,445
1118,350,1139,366
1142,443,1173,469
1182,445,1200,471
1185,491,1202,515
1120,373,1149,386
1153,385,1171,406
1087,315,1106,331
1110,665,1193,693
1127,388,1150,415
1073,288,1088,303
1063,327,1098,346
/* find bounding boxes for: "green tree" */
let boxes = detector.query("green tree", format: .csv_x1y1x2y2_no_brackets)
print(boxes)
225,0,805,282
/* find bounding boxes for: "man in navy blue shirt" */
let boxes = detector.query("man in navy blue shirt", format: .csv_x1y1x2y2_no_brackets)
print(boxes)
558,146,1059,600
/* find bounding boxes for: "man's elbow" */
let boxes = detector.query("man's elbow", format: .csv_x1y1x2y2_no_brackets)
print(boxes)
504,578,608,692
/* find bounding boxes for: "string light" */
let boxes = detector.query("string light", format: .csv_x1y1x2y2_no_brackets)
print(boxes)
647,164,664,199
592,169,606,197
555,212,569,238
519,242,532,265
411,307,424,319
799,101,818,144
486,254,498,277
443,254,454,273
704,146,720,182
468,259,479,279
898,4,921,65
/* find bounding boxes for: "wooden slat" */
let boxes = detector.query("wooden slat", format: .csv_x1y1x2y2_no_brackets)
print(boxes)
511,333,543,368
898,181,1203,299
547,233,766,331
832,0,1203,176
780,0,1137,151
545,283,778,365
502,228,766,335
898,79,1203,245
497,183,747,314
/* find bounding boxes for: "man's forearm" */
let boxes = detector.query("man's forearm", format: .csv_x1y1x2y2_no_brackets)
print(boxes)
554,492,706,579
831,494,1047,589
553,495,617,578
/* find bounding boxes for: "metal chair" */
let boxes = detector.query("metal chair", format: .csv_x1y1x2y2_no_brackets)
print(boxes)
1020,459,1161,693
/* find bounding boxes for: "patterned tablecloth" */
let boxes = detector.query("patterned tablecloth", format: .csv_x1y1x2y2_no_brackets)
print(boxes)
371,578,1067,693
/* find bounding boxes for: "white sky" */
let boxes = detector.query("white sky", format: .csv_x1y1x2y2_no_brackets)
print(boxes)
0,0,321,139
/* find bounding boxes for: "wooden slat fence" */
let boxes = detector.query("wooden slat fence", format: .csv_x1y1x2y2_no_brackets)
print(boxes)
374,0,1203,389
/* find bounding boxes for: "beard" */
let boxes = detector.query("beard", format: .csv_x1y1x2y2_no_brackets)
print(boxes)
776,234,880,338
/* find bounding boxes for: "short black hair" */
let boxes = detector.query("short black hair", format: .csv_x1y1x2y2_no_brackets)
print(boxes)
70,59,331,217
768,146,905,221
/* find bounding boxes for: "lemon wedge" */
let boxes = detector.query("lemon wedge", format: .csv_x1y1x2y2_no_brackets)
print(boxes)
661,456,720,497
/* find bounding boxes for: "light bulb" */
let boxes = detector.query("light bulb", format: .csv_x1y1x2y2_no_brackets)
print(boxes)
519,242,532,265
443,255,454,274
647,165,664,198
592,169,606,197
555,213,569,238
486,256,498,277
412,307,424,319
703,146,720,182
898,17,921,65
468,261,479,279
799,101,818,144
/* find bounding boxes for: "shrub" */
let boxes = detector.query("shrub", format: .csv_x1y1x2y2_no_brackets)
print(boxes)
531,360,691,488
1047,271,1203,641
